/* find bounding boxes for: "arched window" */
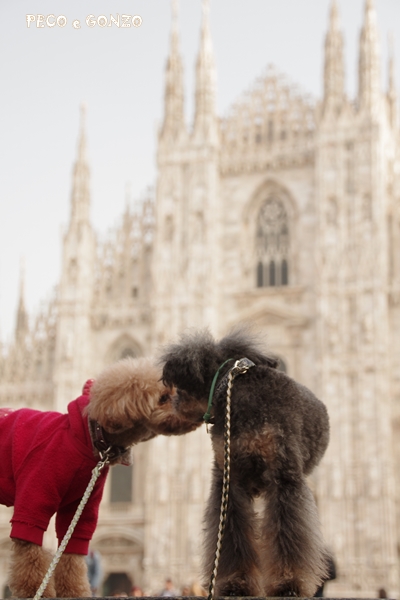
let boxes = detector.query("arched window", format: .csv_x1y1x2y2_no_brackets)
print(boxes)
256,197,290,287
281,259,288,285
269,260,276,286
257,261,263,287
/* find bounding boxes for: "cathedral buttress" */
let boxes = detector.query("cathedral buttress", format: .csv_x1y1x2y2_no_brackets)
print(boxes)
186,0,221,334
153,0,221,342
316,1,399,596
54,105,96,411
146,2,221,589
153,0,187,344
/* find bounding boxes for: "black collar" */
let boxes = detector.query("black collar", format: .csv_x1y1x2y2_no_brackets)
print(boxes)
89,418,128,463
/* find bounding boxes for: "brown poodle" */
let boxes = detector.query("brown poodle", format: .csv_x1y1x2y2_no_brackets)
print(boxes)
4,357,199,598
161,329,330,597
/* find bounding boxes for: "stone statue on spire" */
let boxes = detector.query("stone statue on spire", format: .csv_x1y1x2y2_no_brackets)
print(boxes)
358,0,381,114
193,0,218,144
69,104,91,226
322,0,345,117
15,257,28,345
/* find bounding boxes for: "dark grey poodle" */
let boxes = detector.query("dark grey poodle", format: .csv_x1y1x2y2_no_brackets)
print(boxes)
161,328,330,597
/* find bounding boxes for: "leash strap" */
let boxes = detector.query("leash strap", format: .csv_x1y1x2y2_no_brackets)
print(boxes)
207,357,255,600
33,450,111,600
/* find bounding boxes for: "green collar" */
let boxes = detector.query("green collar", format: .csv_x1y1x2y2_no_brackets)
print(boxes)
203,359,234,424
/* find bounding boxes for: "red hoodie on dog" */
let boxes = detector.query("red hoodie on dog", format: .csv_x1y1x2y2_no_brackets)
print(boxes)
0,381,108,555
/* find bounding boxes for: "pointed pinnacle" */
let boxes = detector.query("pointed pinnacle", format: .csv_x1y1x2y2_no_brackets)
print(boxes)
364,0,377,22
361,0,379,47
78,103,87,161
80,102,86,128
172,0,178,23
19,256,26,303
170,0,180,51
171,0,179,36
125,182,132,210
199,0,213,52
329,0,339,29
366,0,374,12
202,0,210,18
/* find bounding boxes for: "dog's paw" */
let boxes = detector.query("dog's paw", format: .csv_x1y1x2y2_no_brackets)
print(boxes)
270,584,299,597
218,577,258,597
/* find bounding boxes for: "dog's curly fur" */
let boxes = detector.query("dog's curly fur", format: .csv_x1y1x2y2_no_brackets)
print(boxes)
161,328,330,597
8,357,200,598
88,356,200,447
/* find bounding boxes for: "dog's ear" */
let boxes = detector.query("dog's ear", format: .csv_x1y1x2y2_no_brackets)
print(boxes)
88,357,162,432
218,327,278,368
160,329,220,396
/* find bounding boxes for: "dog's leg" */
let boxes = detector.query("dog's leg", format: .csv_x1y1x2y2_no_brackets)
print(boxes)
8,539,56,598
260,476,329,597
54,552,91,598
202,462,263,597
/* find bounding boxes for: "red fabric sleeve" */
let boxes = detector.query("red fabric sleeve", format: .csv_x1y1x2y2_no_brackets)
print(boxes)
10,521,46,546
11,455,73,545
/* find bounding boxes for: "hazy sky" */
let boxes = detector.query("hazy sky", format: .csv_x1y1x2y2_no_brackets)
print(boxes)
0,0,399,343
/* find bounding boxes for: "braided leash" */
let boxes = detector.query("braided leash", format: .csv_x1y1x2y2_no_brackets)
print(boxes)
33,451,111,600
207,358,255,600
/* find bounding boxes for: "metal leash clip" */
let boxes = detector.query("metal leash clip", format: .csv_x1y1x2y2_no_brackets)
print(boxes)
231,357,255,376
98,445,113,465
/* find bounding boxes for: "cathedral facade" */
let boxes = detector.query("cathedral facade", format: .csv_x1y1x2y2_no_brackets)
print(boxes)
1,0,400,596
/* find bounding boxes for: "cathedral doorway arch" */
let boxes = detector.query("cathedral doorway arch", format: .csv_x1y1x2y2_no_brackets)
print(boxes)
93,533,144,595
103,572,133,596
